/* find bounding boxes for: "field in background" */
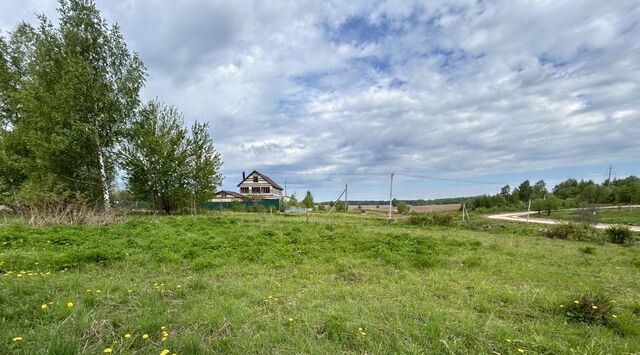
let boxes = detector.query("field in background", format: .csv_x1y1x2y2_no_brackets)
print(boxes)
1,212,639,354
533,206,640,226
349,204,461,213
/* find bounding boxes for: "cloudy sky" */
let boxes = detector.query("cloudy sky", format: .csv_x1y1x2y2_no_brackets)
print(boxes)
2,0,639,200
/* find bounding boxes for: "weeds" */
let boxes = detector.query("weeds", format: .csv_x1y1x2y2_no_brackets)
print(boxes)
605,226,634,245
560,292,615,327
545,223,602,242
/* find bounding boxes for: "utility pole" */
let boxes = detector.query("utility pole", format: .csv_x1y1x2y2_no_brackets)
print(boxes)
608,164,612,182
388,173,394,220
527,199,531,222
284,178,287,197
345,184,348,214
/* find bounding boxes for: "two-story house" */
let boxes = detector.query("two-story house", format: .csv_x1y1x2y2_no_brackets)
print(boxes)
237,170,283,199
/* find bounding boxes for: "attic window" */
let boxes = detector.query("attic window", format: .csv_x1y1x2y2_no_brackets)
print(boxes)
253,176,259,182
261,187,270,193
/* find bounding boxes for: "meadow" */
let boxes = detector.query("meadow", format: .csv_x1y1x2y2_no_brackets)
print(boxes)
1,212,640,354
534,207,640,226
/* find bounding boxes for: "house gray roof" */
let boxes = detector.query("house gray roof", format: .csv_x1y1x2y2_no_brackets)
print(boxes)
237,170,283,190
214,190,245,198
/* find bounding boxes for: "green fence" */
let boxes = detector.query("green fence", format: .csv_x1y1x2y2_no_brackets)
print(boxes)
201,199,281,211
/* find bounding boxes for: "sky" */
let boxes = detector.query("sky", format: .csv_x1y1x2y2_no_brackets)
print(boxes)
1,0,639,201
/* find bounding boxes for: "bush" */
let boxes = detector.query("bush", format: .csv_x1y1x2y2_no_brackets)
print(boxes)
545,223,601,242
605,226,634,245
407,213,453,227
560,292,615,326
396,202,410,214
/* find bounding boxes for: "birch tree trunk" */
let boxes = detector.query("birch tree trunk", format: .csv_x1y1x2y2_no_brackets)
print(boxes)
97,146,111,212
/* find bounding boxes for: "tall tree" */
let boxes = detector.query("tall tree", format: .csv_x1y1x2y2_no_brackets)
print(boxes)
120,100,190,214
517,180,533,202
3,0,145,209
532,180,547,199
187,121,223,213
301,191,314,208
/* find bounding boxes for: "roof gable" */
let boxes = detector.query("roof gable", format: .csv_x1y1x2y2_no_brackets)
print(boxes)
237,170,283,190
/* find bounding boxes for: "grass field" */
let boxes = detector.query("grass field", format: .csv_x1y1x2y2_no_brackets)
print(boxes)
1,213,640,354
535,207,640,226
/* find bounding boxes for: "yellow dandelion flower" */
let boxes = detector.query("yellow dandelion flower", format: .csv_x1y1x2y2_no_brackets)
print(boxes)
592,305,598,309
612,314,617,318
506,339,512,342
161,326,166,330
574,300,580,304
517,349,525,353
176,285,182,288
162,337,168,341
360,331,366,336
96,290,101,293
103,348,113,353
86,289,92,292
17,274,23,277
559,305,564,308
67,302,74,308
41,304,48,310
274,298,278,301
143,334,149,340
124,333,132,339
162,331,169,337
268,295,272,299
128,289,133,293
160,350,170,355
288,317,294,322
13,336,23,341
358,327,363,331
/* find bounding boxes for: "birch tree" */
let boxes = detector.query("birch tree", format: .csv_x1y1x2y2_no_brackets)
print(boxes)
2,0,145,209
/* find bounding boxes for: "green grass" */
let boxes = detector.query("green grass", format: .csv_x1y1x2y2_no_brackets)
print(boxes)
1,213,640,354
534,207,640,225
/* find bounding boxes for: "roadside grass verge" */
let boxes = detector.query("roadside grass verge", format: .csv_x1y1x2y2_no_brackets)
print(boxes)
1,213,639,353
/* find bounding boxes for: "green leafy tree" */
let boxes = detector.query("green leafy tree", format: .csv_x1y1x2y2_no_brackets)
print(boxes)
301,191,314,209
2,0,145,209
187,121,223,212
120,100,190,214
287,193,299,207
532,180,547,199
517,180,533,202
396,201,410,214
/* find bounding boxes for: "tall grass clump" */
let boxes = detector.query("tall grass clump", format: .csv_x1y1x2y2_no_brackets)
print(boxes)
407,213,453,226
560,292,615,327
605,226,634,245
545,223,601,242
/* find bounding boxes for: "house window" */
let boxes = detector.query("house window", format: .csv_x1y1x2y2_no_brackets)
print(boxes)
252,187,261,193
240,187,249,193
261,187,270,193
253,176,259,182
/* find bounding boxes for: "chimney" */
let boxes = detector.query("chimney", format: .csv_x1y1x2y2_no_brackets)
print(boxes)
242,171,245,180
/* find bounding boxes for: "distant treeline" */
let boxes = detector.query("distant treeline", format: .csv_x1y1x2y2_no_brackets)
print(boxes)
321,197,470,206
465,176,640,213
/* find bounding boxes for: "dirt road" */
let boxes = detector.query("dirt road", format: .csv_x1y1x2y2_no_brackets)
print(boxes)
487,206,640,232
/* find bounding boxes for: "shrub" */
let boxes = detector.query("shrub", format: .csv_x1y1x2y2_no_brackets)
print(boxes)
545,223,601,242
605,226,633,245
396,202,410,214
560,292,615,326
407,213,453,227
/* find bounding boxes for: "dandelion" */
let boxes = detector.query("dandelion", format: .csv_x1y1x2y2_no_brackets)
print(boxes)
128,289,133,293
161,326,166,330
360,331,366,336
559,305,564,308
160,349,170,355
13,336,23,341
96,290,102,293
517,349,525,353
103,348,113,353
612,314,617,318
358,327,363,331
41,304,48,310
176,285,182,289
67,302,74,308
574,300,580,304
591,305,598,309
143,334,149,340
124,333,132,339
162,337,168,341
506,339,512,342
288,317,294,322
86,289,92,292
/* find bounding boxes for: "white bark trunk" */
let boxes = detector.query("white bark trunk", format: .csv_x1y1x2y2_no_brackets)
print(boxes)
97,147,111,212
